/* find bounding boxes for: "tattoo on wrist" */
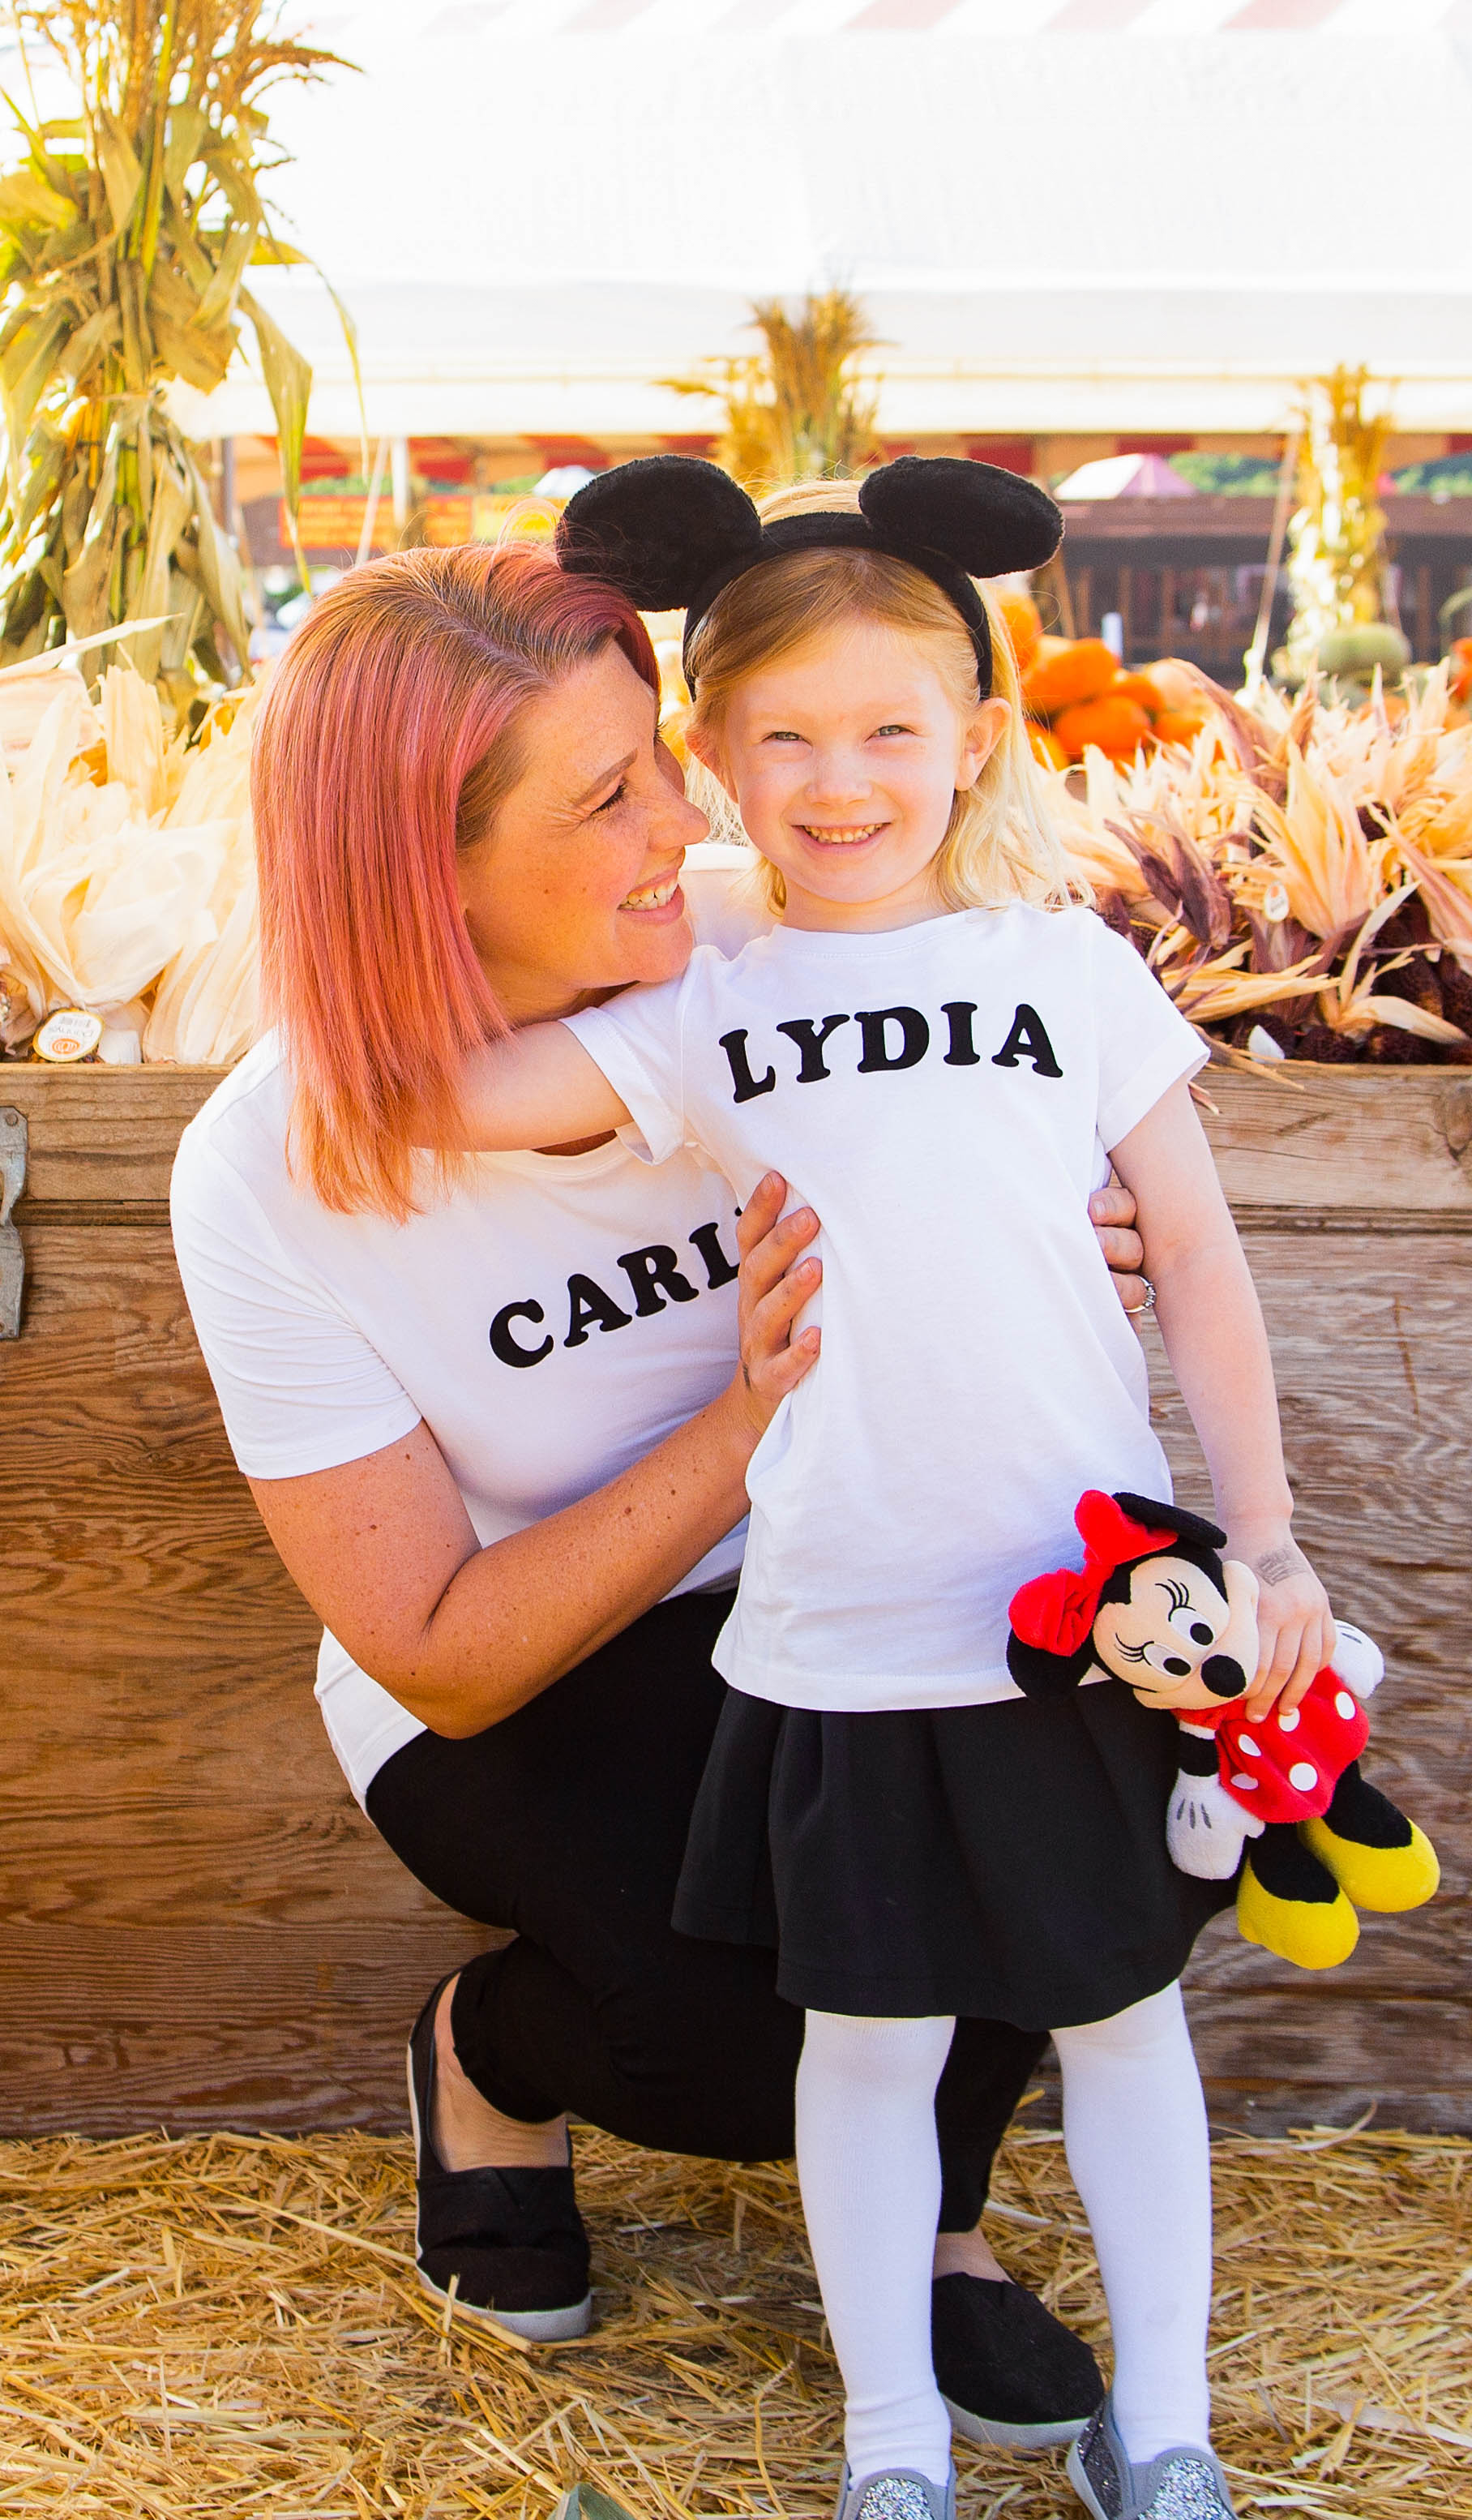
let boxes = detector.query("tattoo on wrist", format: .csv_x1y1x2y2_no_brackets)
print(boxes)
1253,1544,1301,1585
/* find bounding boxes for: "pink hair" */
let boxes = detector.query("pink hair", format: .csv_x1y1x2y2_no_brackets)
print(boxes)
253,542,658,1219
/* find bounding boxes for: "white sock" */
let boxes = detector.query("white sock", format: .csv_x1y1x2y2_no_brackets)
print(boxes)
1052,1982,1213,2465
795,2010,956,2490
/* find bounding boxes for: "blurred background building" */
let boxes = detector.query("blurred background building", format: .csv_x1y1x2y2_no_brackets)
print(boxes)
16,0,1465,679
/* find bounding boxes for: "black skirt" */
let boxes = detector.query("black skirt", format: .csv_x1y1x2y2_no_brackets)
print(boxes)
672,1682,1235,2028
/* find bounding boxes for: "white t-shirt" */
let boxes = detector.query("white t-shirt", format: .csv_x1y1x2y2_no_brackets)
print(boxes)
564,902,1205,1715
170,848,766,1806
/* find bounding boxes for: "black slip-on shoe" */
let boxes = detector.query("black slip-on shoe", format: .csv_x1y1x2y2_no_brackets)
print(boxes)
406,1973,593,2342
933,2270,1105,2450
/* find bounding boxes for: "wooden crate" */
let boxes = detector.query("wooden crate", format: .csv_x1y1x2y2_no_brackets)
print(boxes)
0,1068,491,2137
0,1064,1468,2138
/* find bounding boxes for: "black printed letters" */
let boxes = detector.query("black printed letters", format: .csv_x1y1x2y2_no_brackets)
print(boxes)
489,1299,555,1368
618,1245,700,1317
719,1028,777,1103
856,1005,930,1072
563,1274,633,1348
940,1001,980,1065
776,1013,851,1081
490,1219,739,1369
717,1000,1063,1101
991,1002,1063,1077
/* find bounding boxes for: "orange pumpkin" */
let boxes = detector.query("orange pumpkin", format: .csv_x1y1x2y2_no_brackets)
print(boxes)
1051,694,1153,762
1023,636,1121,717
1135,658,1202,715
1110,672,1166,717
1029,725,1069,771
1150,708,1209,748
995,589,1043,676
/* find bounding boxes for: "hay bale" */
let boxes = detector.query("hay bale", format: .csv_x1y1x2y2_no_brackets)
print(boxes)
0,2119,1466,2514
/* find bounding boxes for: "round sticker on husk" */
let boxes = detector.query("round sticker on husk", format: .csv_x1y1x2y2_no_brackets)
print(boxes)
34,1009,103,1063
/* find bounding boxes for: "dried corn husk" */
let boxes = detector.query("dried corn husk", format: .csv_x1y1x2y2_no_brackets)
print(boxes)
0,664,263,1063
1054,665,1472,1058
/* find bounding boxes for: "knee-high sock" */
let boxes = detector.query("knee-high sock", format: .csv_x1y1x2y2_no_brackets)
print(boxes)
1052,1982,1212,2464
795,2011,956,2488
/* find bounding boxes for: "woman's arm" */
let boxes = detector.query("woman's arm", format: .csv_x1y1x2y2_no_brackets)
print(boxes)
247,1174,822,1738
455,1024,629,1151
1110,1079,1335,1716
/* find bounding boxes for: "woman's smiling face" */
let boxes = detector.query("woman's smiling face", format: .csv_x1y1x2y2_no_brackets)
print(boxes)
693,615,1008,932
456,641,710,1024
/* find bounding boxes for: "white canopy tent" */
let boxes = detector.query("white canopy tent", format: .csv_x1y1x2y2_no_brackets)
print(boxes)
13,0,1469,445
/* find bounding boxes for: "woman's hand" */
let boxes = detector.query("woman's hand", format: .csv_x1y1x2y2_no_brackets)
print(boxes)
1228,1520,1337,1721
731,1172,822,1440
1089,1173,1150,1315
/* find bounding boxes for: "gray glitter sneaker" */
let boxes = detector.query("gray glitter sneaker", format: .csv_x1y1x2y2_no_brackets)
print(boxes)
1067,2396,1237,2520
833,2466,956,2520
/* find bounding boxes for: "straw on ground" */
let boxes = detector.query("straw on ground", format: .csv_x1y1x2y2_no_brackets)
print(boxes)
0,2118,1466,2516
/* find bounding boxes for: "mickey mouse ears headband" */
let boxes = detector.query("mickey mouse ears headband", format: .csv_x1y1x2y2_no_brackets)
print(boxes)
554,454,1064,697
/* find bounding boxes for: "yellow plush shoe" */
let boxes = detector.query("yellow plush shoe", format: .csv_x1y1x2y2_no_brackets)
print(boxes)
1302,1763,1440,1913
1302,1816,1440,1912
1236,1832,1359,1971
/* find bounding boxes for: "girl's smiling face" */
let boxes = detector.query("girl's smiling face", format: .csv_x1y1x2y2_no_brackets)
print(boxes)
691,615,1008,932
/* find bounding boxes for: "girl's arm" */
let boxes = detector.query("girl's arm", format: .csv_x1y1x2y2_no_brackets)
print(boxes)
246,1174,822,1738
456,1022,631,1151
1110,1078,1335,1716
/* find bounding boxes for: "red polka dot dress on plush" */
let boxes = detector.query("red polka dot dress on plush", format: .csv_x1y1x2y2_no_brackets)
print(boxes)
1194,1669,1370,1824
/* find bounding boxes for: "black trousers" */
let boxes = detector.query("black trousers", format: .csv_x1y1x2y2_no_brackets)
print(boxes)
366,1590,1049,2231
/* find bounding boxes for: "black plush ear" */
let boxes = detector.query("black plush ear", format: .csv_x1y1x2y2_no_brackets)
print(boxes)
860,456,1062,579
1114,1494,1229,1554
1006,1631,1096,1699
556,456,761,612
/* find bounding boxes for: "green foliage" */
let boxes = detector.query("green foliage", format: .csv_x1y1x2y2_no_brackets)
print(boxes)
1170,452,1283,498
0,1,356,713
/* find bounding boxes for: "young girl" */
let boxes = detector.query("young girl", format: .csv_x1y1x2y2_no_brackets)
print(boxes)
450,460,1333,2520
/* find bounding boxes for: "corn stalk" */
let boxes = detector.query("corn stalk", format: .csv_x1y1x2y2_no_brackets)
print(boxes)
1282,367,1392,684
0,2,355,718
667,289,882,493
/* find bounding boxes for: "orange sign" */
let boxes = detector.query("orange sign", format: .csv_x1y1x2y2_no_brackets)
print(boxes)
282,497,394,555
281,491,566,557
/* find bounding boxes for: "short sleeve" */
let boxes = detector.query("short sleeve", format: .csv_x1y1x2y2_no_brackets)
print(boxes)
1089,917,1208,1151
170,1125,422,1480
561,967,693,1168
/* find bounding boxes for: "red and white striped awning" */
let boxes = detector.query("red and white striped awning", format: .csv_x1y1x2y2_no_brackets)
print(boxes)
73,0,1468,443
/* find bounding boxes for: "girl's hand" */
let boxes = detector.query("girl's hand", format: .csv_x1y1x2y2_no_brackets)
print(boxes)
1228,1521,1337,1720
731,1172,821,1440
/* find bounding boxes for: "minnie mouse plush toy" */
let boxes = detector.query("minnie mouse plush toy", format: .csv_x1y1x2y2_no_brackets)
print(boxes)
1008,1493,1438,1969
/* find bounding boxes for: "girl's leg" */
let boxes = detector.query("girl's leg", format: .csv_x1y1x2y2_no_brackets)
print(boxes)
795,2010,956,2488
1051,1982,1212,2462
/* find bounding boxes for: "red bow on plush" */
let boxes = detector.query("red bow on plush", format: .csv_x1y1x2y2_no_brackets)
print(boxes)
1009,1491,1178,1658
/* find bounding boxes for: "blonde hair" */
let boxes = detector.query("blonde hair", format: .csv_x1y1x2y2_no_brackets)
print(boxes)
687,478,1083,916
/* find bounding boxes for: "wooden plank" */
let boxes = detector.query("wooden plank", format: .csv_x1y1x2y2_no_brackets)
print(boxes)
0,1925,500,2137
1147,1222,1472,2129
1,1069,1470,2134
1197,1066,1472,1216
0,1065,220,1209
7,1060,1472,1218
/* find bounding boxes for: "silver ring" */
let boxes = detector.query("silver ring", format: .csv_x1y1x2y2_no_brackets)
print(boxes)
1125,1277,1157,1317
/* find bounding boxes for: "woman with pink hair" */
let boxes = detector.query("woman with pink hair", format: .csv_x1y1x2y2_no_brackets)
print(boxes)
171,540,1141,2434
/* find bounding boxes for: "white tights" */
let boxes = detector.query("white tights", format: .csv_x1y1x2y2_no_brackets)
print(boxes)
794,1984,1211,2488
